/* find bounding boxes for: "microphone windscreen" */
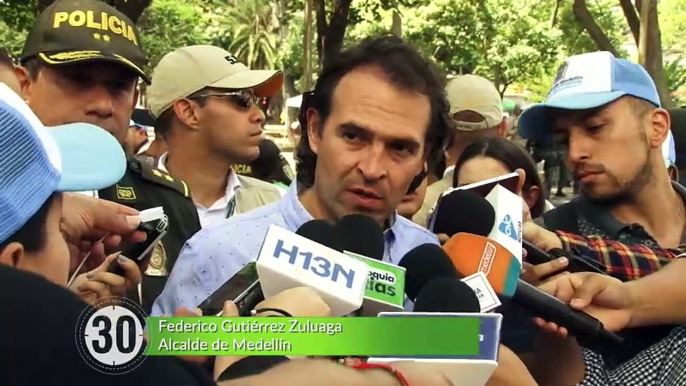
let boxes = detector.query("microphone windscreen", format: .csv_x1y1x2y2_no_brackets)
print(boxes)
295,220,338,250
334,214,384,260
432,190,495,237
413,277,481,313
398,243,457,300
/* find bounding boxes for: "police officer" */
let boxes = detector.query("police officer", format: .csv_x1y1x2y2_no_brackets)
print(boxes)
15,0,201,314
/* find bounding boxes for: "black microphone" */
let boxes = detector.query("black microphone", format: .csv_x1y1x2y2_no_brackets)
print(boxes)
413,277,481,313
333,214,385,259
398,243,458,301
522,240,607,275
513,280,624,348
431,189,495,237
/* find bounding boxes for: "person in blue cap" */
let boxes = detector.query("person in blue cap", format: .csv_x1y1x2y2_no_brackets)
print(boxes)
0,82,140,298
520,51,686,252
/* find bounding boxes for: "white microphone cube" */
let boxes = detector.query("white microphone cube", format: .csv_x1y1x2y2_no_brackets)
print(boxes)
485,185,523,265
256,225,369,316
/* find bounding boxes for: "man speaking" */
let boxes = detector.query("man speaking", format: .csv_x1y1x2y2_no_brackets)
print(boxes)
152,35,452,315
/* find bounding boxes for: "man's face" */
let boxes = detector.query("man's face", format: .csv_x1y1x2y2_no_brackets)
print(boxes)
18,61,138,144
551,97,665,203
125,126,148,154
307,66,429,224
0,194,70,286
193,89,265,164
0,64,21,95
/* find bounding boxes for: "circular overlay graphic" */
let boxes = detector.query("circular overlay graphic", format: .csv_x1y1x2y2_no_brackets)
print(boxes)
75,297,148,375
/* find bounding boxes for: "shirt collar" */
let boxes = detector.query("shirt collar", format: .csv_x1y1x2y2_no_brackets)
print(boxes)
577,181,686,237
157,152,241,198
280,182,400,242
443,166,455,180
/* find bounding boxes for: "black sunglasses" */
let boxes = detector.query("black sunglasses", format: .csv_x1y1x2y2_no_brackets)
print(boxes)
191,90,259,109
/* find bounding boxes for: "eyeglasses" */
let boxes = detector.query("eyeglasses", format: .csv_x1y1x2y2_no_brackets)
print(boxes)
191,90,259,109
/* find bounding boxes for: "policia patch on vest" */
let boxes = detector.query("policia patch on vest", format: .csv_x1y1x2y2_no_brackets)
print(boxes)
98,158,201,314
20,0,150,83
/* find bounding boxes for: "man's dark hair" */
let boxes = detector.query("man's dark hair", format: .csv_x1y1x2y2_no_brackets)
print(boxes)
0,49,15,69
295,34,453,188
155,90,209,139
0,193,57,254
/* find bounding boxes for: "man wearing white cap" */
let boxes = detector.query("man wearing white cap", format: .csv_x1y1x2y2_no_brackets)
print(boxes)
413,74,507,227
522,51,686,252
146,45,283,229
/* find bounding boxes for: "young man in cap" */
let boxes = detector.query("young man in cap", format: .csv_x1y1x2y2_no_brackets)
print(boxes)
520,51,686,250
518,50,686,365
146,45,283,228
413,74,507,227
14,0,201,314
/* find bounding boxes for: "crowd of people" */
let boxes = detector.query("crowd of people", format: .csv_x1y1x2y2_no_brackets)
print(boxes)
1,0,686,385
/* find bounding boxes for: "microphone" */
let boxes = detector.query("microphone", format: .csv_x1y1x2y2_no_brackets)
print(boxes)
413,277,480,313
296,219,338,248
522,240,607,275
398,243,458,301
443,233,624,349
429,189,495,237
197,220,337,316
255,223,369,316
334,214,405,315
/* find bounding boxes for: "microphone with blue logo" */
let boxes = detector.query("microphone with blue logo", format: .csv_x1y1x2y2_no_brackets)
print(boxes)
437,192,625,351
370,244,503,386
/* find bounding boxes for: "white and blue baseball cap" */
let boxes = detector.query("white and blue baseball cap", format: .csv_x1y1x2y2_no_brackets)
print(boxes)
519,51,660,141
0,82,127,244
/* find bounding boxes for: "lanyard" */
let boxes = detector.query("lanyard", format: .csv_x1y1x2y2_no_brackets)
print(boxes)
226,196,237,218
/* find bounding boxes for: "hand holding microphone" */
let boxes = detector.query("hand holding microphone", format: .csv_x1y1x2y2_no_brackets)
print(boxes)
535,272,633,336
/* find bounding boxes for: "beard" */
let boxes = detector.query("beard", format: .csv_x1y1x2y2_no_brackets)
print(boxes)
580,158,652,206
578,129,653,206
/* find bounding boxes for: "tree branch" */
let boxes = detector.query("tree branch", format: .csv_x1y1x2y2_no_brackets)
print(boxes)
313,0,327,65
572,0,619,56
550,0,562,28
322,0,353,68
619,0,640,45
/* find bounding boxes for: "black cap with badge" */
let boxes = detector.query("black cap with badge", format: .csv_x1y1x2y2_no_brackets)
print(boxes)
20,0,150,84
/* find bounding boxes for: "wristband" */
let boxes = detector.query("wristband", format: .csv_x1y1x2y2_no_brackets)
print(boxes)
250,308,293,317
353,363,410,386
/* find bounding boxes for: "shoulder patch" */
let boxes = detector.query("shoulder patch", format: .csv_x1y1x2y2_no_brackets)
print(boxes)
128,158,190,197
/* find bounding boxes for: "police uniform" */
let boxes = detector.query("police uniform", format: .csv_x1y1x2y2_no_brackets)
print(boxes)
19,0,201,314
99,158,201,314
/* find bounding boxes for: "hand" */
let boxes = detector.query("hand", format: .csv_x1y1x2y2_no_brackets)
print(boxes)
436,233,449,245
172,307,210,365
255,287,331,317
534,272,633,337
214,301,242,379
69,253,142,304
61,194,147,272
520,257,569,286
522,222,562,251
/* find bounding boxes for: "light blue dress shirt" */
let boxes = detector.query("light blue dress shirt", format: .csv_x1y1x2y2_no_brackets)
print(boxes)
152,183,439,316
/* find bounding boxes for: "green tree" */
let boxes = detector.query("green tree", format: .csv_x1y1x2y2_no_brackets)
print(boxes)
210,0,279,70
136,0,213,71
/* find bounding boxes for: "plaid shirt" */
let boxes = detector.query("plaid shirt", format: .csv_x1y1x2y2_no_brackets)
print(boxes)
578,325,686,385
556,231,682,282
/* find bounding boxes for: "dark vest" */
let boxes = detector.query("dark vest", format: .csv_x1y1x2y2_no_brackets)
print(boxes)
99,158,202,314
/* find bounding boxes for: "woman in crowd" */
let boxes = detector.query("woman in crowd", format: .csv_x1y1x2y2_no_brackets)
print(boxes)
452,136,551,219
